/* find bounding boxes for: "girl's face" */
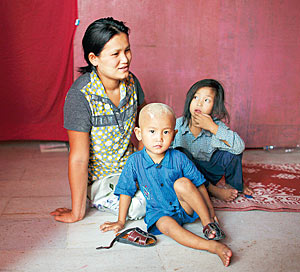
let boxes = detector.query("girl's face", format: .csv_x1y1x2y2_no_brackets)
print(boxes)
89,32,132,82
189,87,216,116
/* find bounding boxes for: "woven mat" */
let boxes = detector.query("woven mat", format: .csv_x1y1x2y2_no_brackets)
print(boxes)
212,163,300,212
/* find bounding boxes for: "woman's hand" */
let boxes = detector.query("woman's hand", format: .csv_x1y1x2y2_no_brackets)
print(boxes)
192,112,218,134
50,208,84,223
100,221,125,233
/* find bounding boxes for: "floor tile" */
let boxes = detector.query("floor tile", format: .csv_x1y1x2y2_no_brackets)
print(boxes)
0,217,68,250
0,248,164,272
0,142,299,272
1,196,71,219
0,197,9,215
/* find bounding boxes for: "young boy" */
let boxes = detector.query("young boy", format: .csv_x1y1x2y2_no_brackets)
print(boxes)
100,103,232,267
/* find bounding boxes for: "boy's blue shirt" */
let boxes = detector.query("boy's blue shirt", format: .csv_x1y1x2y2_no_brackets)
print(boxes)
114,147,206,229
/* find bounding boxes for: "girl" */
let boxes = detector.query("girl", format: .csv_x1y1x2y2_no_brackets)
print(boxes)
50,17,146,223
173,79,253,201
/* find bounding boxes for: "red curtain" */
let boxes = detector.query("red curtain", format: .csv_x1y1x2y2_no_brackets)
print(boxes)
0,0,77,141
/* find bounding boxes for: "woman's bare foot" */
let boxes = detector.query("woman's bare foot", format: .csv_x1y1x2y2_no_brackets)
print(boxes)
243,186,254,196
209,241,232,267
208,184,238,201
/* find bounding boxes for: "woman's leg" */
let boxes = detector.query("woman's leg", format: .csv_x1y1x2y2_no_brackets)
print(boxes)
156,216,232,267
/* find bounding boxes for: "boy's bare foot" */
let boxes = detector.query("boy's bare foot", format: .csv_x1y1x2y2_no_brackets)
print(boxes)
243,186,254,196
209,241,232,267
216,243,232,267
208,184,238,201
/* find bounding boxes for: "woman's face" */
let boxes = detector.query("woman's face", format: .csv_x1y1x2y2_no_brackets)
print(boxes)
90,32,132,82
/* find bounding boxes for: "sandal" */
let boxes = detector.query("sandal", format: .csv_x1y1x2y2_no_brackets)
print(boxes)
203,222,225,241
96,227,157,249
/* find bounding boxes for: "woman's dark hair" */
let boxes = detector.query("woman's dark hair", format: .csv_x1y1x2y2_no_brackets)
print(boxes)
182,79,230,125
78,17,130,74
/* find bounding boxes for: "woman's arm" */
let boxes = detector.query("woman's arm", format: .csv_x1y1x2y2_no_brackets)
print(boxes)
50,130,90,223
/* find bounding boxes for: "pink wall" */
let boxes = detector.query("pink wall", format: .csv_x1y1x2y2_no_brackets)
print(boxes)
74,0,300,147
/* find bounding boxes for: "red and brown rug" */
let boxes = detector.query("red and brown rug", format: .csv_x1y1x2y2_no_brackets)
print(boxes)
212,163,300,212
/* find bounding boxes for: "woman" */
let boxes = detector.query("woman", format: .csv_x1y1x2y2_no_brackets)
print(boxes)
51,17,146,223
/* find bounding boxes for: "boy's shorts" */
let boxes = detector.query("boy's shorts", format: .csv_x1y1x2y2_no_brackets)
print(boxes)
148,208,199,235
87,173,146,220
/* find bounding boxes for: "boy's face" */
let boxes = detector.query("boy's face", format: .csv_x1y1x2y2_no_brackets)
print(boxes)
135,112,175,162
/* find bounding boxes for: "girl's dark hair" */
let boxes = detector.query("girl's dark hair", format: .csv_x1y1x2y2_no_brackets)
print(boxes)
78,17,130,74
182,79,230,125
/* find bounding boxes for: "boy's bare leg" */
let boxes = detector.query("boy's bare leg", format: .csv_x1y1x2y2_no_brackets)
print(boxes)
198,185,218,223
174,178,213,228
156,216,232,267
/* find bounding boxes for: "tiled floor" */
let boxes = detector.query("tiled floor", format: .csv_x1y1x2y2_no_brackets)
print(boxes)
0,142,299,271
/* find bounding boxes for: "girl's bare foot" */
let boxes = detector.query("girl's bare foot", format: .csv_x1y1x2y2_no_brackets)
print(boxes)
243,186,254,196
209,241,232,267
208,184,238,201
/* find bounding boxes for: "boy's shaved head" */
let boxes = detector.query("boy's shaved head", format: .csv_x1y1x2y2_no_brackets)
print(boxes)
138,103,176,127
134,103,177,161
